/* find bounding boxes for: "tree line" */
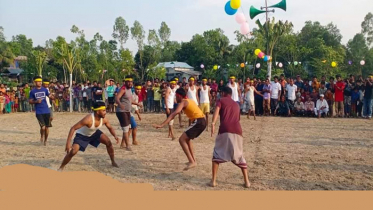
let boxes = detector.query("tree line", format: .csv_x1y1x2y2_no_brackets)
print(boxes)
0,13,372,85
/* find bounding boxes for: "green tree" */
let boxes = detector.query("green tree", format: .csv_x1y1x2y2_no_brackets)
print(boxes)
131,21,146,80
158,22,171,47
112,17,130,49
361,12,373,46
31,50,47,76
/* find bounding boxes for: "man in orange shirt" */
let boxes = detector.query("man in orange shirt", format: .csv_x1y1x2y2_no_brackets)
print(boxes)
154,88,206,171
0,83,6,94
334,75,345,117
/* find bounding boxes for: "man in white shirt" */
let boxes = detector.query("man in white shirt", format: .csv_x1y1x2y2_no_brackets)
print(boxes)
286,78,297,113
270,76,281,115
315,94,329,118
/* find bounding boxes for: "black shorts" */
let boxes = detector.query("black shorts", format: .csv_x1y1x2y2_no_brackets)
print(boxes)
116,112,131,127
73,130,102,152
36,114,52,127
185,118,206,139
166,109,174,118
108,97,115,105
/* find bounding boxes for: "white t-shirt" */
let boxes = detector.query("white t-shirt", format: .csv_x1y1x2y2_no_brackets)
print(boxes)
286,84,298,101
270,82,282,99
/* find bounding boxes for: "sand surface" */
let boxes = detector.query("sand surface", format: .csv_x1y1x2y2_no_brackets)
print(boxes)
0,112,372,190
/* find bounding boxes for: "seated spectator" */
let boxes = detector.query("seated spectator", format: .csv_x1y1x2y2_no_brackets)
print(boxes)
274,95,290,117
294,97,305,116
315,94,329,118
300,88,306,102
304,96,315,117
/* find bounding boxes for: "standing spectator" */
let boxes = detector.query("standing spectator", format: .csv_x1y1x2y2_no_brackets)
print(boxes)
255,78,264,116
315,94,329,118
363,76,373,119
334,75,346,117
161,82,167,111
312,76,320,92
295,75,304,90
262,79,271,116
106,80,116,113
310,89,319,105
86,83,92,112
24,83,31,112
146,80,154,112
270,76,281,116
92,81,103,103
153,81,161,113
319,82,327,96
344,79,353,117
326,77,335,92
210,79,218,93
210,90,217,114
294,97,305,116
0,91,4,114
141,83,147,112
356,80,364,117
304,96,315,117
325,88,334,117
73,84,79,111
286,78,297,113
217,79,225,99
279,74,287,97
351,87,360,117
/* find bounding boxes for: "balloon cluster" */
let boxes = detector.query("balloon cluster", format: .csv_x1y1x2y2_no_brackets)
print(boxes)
224,0,250,35
255,49,271,61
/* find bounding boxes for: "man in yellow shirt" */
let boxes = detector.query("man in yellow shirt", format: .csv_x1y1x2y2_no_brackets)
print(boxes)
154,88,206,171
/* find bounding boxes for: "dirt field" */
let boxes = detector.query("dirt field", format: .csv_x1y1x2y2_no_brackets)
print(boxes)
0,112,372,190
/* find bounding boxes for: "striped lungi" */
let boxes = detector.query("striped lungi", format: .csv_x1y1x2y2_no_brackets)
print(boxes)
212,133,247,169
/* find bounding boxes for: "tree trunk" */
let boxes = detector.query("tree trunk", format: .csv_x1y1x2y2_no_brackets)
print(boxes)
69,73,73,113
267,61,272,80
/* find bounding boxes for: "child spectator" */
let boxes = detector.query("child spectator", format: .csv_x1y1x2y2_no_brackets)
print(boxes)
319,82,327,96
294,97,305,116
304,96,315,117
325,88,334,117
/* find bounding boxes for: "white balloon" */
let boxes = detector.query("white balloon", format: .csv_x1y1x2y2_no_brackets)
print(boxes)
200,64,205,68
360,60,365,66
256,63,261,68
276,62,279,66
240,23,250,35
279,63,283,68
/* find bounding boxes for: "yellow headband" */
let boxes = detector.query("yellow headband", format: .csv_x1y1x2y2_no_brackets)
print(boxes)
170,81,176,85
92,106,106,111
202,79,207,82
34,78,42,82
189,78,195,81
135,86,142,90
43,82,50,85
230,76,236,79
125,78,133,82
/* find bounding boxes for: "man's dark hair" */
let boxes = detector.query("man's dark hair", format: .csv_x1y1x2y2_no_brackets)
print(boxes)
92,102,106,110
336,74,341,78
93,81,97,83
321,81,325,85
43,78,49,83
329,77,334,80
176,88,187,97
221,86,232,95
125,75,133,79
274,76,279,80
280,74,285,77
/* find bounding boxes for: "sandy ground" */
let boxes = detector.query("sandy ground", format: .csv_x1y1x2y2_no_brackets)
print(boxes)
0,112,372,191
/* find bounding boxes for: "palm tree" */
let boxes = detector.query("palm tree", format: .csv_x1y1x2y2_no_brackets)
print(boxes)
256,18,293,79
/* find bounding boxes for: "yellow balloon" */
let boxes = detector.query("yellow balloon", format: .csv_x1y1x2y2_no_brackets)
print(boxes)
213,65,218,70
230,0,241,9
254,49,261,56
240,63,245,68
331,62,337,67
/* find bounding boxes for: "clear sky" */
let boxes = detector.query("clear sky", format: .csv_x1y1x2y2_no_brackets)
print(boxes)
0,0,372,54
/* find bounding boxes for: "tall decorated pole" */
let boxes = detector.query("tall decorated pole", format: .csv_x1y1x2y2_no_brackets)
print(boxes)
249,0,287,80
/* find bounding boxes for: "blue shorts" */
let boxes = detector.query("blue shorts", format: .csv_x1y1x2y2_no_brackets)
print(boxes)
130,116,137,129
73,130,102,152
174,103,178,109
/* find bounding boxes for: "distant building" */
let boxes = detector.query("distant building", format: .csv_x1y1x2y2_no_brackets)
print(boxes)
0,56,27,83
156,61,202,81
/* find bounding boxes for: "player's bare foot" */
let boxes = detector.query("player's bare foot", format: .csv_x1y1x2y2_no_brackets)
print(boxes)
183,162,197,171
44,141,47,146
254,117,256,120
244,182,251,188
125,147,132,151
132,141,139,145
112,162,119,168
171,136,176,141
209,181,218,187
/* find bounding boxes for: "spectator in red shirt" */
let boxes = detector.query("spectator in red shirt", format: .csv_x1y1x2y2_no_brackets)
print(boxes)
334,75,346,117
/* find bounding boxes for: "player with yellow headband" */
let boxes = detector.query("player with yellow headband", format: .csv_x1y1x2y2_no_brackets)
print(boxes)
29,76,54,146
227,75,242,106
186,76,199,126
199,77,211,131
59,102,120,171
